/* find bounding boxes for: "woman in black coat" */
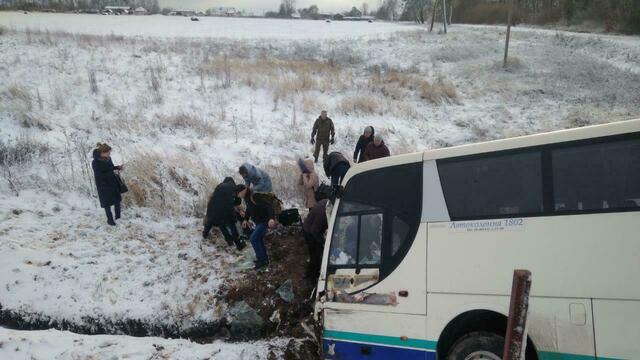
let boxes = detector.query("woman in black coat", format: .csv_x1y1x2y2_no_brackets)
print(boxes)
353,126,374,163
92,143,123,226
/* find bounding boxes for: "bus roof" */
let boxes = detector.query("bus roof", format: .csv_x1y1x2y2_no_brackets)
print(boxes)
346,118,640,181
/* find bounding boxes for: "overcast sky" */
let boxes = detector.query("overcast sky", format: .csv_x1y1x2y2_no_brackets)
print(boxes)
159,0,379,14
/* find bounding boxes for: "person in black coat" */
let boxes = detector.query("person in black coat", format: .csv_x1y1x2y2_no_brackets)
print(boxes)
203,177,246,251
323,152,351,186
92,143,122,226
353,126,374,163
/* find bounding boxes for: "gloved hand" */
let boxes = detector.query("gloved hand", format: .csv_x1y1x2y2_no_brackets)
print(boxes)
330,137,335,145
310,138,316,145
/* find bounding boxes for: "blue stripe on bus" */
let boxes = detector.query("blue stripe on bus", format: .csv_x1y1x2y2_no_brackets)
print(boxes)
323,330,621,360
322,338,436,360
323,329,437,350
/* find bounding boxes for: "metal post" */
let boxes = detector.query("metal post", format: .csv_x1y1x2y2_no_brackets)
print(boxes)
503,269,532,360
503,0,514,68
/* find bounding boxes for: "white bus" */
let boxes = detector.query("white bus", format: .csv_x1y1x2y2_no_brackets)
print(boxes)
317,119,640,360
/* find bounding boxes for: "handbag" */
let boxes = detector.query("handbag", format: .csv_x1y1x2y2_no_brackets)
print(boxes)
115,173,129,194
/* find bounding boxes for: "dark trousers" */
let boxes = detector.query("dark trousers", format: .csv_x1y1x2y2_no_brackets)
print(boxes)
330,162,350,186
313,139,330,161
250,223,269,263
218,221,244,249
204,220,244,249
303,231,324,280
104,202,121,222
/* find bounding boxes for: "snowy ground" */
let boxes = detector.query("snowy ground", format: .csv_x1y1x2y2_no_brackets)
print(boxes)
1,12,639,358
0,327,288,360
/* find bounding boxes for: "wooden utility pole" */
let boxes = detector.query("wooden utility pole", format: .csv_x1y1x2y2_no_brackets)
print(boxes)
503,270,532,360
442,0,448,33
503,0,514,68
429,0,438,32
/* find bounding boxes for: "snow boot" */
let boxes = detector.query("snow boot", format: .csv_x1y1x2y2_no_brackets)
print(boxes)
105,209,116,226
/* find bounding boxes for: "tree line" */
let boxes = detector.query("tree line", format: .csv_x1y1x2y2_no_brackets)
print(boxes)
399,0,640,34
0,0,161,14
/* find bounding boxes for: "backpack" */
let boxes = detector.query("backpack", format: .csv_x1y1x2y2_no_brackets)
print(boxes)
253,192,283,216
315,183,333,202
278,208,301,227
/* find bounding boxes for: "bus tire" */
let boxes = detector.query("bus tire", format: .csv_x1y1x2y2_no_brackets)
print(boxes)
446,331,504,360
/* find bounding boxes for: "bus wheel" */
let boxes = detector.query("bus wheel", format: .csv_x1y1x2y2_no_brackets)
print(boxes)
446,332,504,360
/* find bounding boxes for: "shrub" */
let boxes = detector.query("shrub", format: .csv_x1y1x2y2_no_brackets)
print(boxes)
0,135,48,196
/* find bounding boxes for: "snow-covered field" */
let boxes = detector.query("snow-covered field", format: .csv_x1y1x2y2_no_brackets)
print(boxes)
0,11,421,39
1,12,639,359
0,327,288,359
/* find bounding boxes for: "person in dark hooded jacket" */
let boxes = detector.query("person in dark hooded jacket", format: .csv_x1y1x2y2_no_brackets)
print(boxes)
237,185,277,270
362,135,390,162
323,152,351,186
203,177,246,251
353,126,374,163
91,143,122,226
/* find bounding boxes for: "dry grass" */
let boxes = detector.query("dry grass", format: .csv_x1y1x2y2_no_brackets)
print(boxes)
420,77,458,104
368,71,459,105
4,84,33,111
263,161,304,207
123,152,218,216
338,95,382,116
154,113,218,138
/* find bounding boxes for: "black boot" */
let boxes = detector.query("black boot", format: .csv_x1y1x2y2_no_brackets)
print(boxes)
105,208,116,226
235,239,246,251
114,203,121,220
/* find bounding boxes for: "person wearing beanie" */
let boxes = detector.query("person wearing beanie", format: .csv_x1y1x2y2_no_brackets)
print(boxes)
202,177,246,251
91,143,123,226
353,126,375,163
362,135,391,162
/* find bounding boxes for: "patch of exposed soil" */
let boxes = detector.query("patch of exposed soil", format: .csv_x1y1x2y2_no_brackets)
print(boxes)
218,225,320,360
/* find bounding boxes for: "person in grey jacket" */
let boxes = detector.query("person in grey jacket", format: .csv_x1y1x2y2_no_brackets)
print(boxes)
239,162,273,193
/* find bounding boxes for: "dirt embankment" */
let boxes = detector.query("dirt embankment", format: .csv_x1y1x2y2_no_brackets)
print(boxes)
217,226,320,360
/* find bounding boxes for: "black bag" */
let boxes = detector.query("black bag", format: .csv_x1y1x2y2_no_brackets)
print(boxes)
278,208,301,227
314,183,333,202
115,173,128,194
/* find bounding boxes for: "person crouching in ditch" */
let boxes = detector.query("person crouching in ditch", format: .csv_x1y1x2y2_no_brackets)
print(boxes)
92,143,123,226
202,177,246,251
236,185,277,270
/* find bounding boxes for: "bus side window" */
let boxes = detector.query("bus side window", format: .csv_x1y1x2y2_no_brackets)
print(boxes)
438,151,544,220
358,214,383,265
552,138,640,213
329,216,358,265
